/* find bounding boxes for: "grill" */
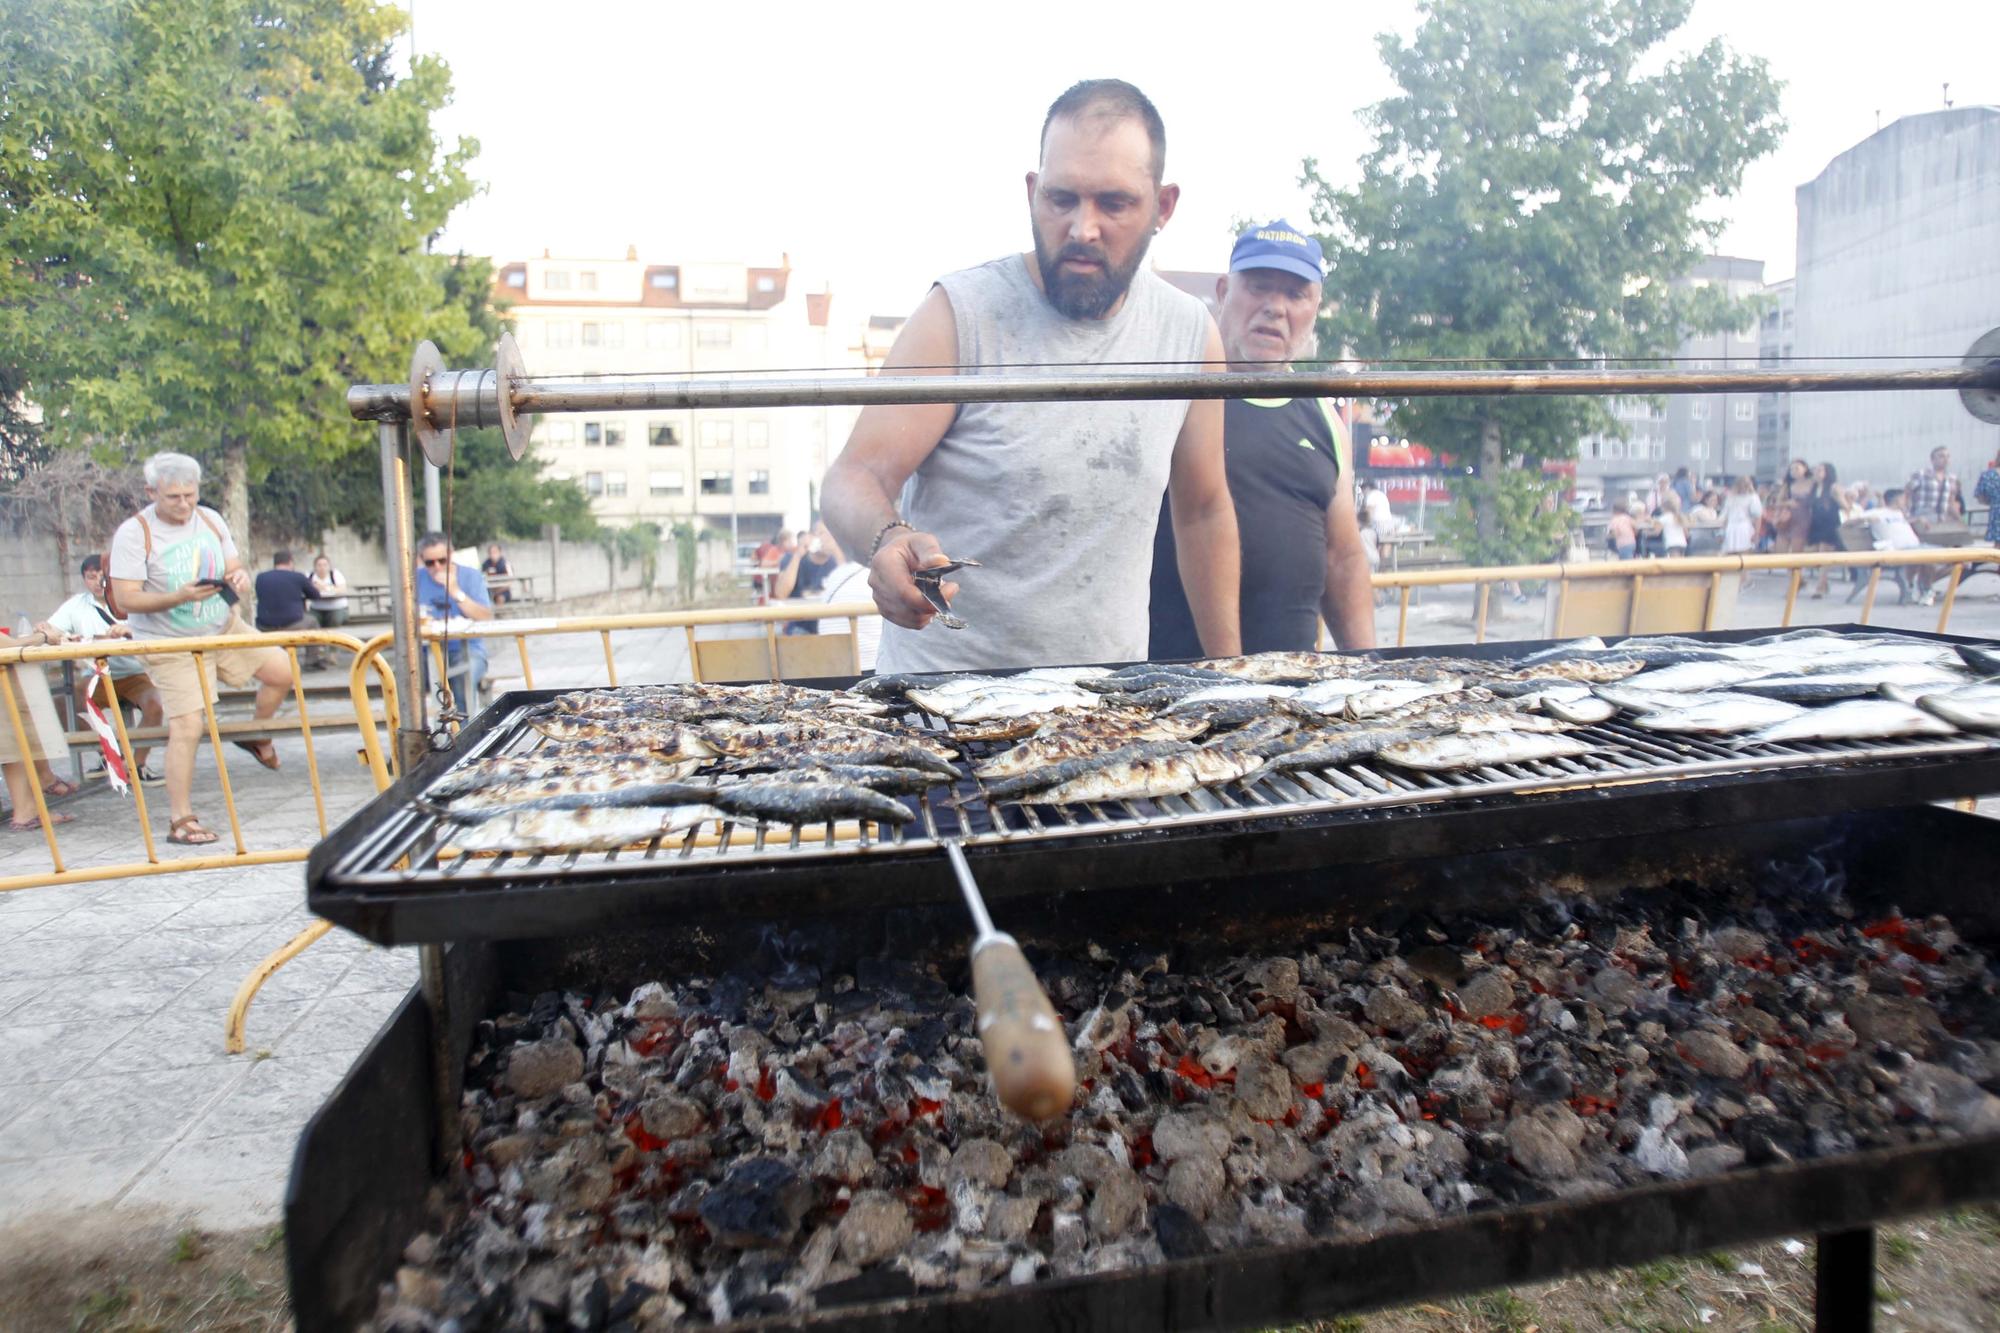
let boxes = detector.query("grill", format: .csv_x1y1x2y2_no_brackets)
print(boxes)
288,803,2000,1333
307,627,2000,946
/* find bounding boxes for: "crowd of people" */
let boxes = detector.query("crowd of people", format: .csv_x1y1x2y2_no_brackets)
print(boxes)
1,451,506,843
1597,448,1999,605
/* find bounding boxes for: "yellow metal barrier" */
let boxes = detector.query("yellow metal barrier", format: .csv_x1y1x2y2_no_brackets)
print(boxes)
0,628,398,894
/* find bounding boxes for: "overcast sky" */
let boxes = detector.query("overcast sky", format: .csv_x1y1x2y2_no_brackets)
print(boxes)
416,0,1997,322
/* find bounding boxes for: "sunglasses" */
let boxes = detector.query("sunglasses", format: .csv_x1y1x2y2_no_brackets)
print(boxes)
421,556,449,568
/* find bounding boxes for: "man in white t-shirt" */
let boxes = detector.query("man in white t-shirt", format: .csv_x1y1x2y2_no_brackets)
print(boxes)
46,554,164,782
108,452,291,846
818,560,882,673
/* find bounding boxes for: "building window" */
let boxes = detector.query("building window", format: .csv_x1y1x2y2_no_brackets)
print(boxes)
1689,439,1710,460
584,422,603,447
604,424,625,449
1732,440,1755,461
605,470,627,498
546,321,575,349
695,324,732,348
1605,440,1626,460
700,470,733,495
581,322,602,347
645,321,682,351
545,270,572,291
505,269,526,288
755,275,777,293
649,423,680,448
650,271,678,290
699,420,734,449
584,471,603,496
649,470,683,496
748,469,771,495
745,421,769,449
540,420,575,447
1690,400,1708,421
1733,400,1755,422
578,270,598,292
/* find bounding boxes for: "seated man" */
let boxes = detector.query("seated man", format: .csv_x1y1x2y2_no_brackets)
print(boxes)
1858,488,1937,604
48,554,166,782
413,531,494,710
253,549,326,670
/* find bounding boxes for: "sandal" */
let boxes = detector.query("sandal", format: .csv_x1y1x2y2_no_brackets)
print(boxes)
41,778,80,799
168,815,220,845
232,740,281,771
11,812,75,831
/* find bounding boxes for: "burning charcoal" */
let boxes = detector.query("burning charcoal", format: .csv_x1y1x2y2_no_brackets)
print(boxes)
1151,1110,1230,1163
773,1067,829,1111
1232,1052,1292,1121
836,1190,913,1266
567,1273,609,1331
1244,957,1301,1002
394,1265,445,1311
1505,1104,1585,1181
1153,1201,1215,1259
1706,926,1768,962
1087,1164,1145,1239
1403,945,1469,989
1454,968,1515,1020
1049,1209,1088,1270
1630,1126,1689,1178
983,1194,1039,1244
1585,967,1640,1009
811,1128,873,1186
1513,1059,1573,1105
505,1035,584,1099
626,981,677,1020
640,1092,706,1141
1163,1153,1226,1219
1363,985,1425,1036
1899,1062,2000,1134
1677,1029,1753,1080
1281,1041,1344,1087
699,1158,812,1249
947,1138,1013,1191
1052,1143,1116,1186
1844,993,1940,1053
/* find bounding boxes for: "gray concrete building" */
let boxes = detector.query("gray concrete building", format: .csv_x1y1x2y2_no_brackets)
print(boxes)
1790,107,2000,493
1578,255,1764,501
1757,277,1795,482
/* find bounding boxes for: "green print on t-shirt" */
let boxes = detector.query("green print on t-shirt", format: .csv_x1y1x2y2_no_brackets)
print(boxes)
159,529,230,634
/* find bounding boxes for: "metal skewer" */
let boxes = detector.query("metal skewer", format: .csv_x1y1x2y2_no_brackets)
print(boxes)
943,838,1076,1121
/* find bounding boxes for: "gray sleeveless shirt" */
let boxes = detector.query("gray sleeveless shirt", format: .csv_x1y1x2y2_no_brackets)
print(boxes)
877,255,1212,673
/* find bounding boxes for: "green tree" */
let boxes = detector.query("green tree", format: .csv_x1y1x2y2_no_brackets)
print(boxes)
0,0,485,537
1307,0,1783,562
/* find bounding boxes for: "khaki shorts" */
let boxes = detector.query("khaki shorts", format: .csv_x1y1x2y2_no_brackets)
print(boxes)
149,612,288,719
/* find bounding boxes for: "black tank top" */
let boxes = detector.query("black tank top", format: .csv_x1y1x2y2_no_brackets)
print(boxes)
1149,396,1346,659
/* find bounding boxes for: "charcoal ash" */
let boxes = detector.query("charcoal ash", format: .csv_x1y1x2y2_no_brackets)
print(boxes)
369,858,2000,1331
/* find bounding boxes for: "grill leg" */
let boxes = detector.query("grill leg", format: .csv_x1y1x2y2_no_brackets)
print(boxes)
1814,1227,1875,1333
421,942,461,1172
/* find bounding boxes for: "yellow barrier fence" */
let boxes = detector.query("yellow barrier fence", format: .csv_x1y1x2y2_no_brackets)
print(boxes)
0,629,398,893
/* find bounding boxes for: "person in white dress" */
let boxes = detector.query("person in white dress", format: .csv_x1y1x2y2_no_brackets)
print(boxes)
1720,475,1763,555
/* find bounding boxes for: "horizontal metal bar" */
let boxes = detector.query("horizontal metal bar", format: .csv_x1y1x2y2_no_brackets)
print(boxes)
349,362,2000,422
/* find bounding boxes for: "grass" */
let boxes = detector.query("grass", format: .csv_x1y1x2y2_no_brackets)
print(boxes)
169,1231,202,1265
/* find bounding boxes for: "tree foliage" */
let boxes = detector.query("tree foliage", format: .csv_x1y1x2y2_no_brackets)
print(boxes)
0,0,486,535
1307,0,1783,560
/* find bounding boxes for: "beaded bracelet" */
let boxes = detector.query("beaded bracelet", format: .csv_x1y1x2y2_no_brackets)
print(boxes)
870,518,915,557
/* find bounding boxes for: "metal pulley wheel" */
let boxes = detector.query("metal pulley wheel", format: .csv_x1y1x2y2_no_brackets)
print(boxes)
1962,325,2000,425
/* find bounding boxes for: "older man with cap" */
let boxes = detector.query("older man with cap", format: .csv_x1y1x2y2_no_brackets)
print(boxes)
822,78,1241,672
1149,221,1376,656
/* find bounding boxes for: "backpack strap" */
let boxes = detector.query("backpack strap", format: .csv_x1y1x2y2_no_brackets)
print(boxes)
136,512,153,560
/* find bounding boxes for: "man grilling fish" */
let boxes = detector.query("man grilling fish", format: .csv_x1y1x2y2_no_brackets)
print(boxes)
821,78,1243,673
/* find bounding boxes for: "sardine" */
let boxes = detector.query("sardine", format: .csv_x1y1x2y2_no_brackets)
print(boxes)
1515,636,1607,665
1082,664,1237,692
1161,683,1300,713
1260,724,1443,772
1631,697,1806,735
975,715,1210,779
1735,665,1968,704
1191,652,1362,683
934,687,1101,723
443,805,721,855
686,772,917,825
848,670,982,701
1747,699,1959,745
975,739,1199,801
1541,695,1618,726
432,775,728,822
1198,714,1303,755
523,716,721,756
1954,643,2000,676
1378,731,1594,771
710,724,960,776
425,752,689,801
1345,678,1464,719
1626,661,1772,693
1028,746,1268,805
1914,691,2000,731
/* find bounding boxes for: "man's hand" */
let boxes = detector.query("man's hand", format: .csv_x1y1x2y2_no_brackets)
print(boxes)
225,568,251,598
33,621,72,645
180,581,220,606
104,623,135,640
870,531,958,630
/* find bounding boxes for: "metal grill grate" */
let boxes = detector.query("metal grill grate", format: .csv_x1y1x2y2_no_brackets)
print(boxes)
319,699,2000,890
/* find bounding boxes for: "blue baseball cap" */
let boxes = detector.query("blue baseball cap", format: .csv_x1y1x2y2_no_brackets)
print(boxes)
1229,219,1324,283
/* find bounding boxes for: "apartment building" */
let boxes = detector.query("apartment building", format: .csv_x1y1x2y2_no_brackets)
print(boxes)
1757,278,1795,482
492,251,862,555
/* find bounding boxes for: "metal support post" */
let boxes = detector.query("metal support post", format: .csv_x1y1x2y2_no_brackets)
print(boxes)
379,422,428,773
1814,1227,1875,1333
424,459,443,535
419,942,459,1171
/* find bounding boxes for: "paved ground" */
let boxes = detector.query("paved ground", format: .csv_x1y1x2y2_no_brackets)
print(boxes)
2,584,1997,1239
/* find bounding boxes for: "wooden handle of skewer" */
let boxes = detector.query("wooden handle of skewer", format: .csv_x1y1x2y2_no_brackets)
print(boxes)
970,935,1076,1121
